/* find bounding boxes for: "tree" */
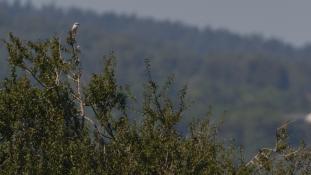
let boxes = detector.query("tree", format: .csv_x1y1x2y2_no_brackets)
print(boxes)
0,32,310,174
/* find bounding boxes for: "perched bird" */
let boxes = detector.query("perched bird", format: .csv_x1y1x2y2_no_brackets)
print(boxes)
71,22,80,37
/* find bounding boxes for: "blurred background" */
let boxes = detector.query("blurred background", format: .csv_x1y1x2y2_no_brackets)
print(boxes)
1,0,311,156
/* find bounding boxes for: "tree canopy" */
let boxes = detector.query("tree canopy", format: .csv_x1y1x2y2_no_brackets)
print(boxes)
0,30,310,174
2,0,311,158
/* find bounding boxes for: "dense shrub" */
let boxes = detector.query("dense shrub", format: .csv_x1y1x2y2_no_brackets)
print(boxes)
0,34,310,174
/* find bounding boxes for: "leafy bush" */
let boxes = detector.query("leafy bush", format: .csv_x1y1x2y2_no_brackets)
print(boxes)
0,33,310,174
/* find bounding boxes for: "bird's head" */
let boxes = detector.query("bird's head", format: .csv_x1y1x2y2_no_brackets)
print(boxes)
74,22,80,26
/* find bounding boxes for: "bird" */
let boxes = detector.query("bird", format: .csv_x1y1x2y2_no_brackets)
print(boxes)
71,22,80,38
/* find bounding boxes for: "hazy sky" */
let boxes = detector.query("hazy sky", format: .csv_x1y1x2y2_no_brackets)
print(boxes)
16,0,311,46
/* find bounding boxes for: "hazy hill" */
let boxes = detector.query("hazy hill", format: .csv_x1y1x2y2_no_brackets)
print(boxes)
1,1,311,154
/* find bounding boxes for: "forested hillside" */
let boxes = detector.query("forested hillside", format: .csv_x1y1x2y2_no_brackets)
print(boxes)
1,1,311,154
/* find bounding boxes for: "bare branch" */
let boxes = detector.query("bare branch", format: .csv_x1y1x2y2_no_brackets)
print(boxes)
23,66,47,88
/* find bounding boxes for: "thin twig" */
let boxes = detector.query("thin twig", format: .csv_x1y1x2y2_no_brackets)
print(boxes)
24,66,46,88
90,104,115,140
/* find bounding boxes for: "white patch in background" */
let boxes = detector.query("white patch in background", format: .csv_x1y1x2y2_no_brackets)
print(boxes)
305,113,311,124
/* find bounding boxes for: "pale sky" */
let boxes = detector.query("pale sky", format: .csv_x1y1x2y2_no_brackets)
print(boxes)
14,0,311,46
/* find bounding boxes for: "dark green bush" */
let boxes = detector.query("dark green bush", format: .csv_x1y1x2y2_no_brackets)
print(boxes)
0,33,310,174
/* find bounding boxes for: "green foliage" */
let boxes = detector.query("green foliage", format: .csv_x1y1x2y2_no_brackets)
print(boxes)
3,1,311,155
0,34,311,174
0,33,236,174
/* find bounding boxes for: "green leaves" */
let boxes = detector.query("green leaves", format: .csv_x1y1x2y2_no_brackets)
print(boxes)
1,34,311,174
86,55,125,114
